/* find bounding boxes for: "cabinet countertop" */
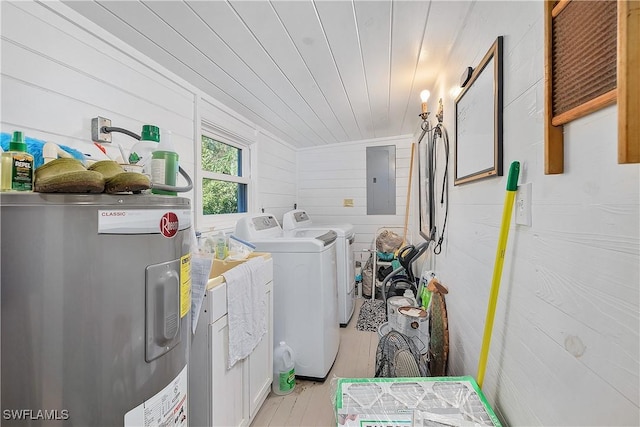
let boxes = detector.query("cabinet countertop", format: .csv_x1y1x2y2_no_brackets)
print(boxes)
206,252,272,291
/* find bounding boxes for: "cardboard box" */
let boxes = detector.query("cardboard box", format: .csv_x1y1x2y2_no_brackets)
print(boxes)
209,252,269,279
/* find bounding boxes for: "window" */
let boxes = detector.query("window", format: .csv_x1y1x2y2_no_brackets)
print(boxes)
200,134,249,216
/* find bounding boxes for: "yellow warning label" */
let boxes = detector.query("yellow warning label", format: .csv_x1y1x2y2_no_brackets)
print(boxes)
180,253,191,318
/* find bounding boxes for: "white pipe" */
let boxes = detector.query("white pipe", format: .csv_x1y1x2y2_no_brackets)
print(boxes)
43,142,73,164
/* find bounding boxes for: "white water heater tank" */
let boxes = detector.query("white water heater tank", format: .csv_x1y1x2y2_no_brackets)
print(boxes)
1,193,192,426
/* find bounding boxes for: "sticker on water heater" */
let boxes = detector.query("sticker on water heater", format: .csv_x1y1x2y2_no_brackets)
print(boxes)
98,209,191,234
124,365,188,427
180,254,191,318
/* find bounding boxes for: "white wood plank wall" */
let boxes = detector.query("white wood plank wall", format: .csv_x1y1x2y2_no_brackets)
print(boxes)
255,131,297,221
421,2,639,426
0,1,298,232
296,135,419,262
1,1,196,199
297,1,639,425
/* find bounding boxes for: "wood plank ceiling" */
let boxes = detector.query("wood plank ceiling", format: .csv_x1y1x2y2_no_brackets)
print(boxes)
62,0,473,148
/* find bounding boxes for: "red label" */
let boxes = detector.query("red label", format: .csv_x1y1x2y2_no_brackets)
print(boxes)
160,212,179,238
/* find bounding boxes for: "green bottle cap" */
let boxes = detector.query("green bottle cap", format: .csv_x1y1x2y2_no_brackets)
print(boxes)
9,131,27,152
140,125,160,142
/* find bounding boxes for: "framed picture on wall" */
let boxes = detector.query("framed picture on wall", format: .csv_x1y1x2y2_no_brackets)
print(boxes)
454,36,504,185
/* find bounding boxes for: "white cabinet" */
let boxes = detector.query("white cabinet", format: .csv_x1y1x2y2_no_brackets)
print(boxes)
210,281,273,427
210,315,248,426
189,257,273,427
247,282,273,417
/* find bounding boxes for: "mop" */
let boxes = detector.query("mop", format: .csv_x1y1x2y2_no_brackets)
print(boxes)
476,161,520,388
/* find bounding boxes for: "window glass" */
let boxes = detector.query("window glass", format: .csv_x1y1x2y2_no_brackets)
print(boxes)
202,178,247,215
200,134,248,216
202,135,240,176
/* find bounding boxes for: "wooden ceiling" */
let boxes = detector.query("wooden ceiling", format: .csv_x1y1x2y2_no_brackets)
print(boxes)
63,1,473,148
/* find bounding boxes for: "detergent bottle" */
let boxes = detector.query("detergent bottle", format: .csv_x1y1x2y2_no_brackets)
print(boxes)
128,124,159,176
214,232,227,260
418,269,436,311
272,341,295,395
151,129,179,195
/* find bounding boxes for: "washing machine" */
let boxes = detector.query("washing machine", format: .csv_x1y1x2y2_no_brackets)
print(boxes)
235,214,339,380
282,209,356,327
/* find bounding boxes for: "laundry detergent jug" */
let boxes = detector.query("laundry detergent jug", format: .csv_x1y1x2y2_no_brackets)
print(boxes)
273,341,295,395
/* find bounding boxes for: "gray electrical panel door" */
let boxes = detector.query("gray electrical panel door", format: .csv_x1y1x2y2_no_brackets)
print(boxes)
366,145,396,215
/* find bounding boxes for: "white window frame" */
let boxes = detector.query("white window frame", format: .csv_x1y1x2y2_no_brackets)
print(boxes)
196,120,252,232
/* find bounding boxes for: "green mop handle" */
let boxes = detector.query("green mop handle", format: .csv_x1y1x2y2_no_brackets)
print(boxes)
476,161,520,389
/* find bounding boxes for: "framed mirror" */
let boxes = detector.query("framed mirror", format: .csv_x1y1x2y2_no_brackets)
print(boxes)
454,36,503,185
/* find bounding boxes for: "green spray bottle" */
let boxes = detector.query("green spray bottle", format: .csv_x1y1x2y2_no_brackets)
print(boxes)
1,131,33,192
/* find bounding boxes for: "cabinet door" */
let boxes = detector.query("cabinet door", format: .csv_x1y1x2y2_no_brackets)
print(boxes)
210,315,248,427
248,280,274,419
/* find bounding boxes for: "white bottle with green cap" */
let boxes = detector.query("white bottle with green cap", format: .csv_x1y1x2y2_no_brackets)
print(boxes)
128,124,159,178
1,131,33,192
272,341,295,395
151,129,178,196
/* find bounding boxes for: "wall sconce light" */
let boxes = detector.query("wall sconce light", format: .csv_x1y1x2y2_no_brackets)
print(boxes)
419,89,431,121
435,98,444,124
417,91,449,248
418,90,443,137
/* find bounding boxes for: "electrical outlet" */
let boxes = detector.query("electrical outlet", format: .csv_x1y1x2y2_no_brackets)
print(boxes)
343,198,354,207
92,116,112,143
515,182,532,226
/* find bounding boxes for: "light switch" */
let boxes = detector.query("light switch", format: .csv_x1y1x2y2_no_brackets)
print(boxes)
515,183,532,226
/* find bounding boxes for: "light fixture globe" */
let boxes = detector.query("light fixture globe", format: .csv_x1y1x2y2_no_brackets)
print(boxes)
419,89,431,118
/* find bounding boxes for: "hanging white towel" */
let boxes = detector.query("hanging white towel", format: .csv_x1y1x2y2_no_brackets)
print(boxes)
223,256,270,369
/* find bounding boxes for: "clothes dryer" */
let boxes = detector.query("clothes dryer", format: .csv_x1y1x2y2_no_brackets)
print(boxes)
282,209,356,326
235,214,339,380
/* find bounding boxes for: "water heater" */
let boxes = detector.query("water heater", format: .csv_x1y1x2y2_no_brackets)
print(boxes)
1,193,192,426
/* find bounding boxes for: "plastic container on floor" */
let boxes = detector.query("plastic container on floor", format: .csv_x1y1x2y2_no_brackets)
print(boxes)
272,341,295,395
